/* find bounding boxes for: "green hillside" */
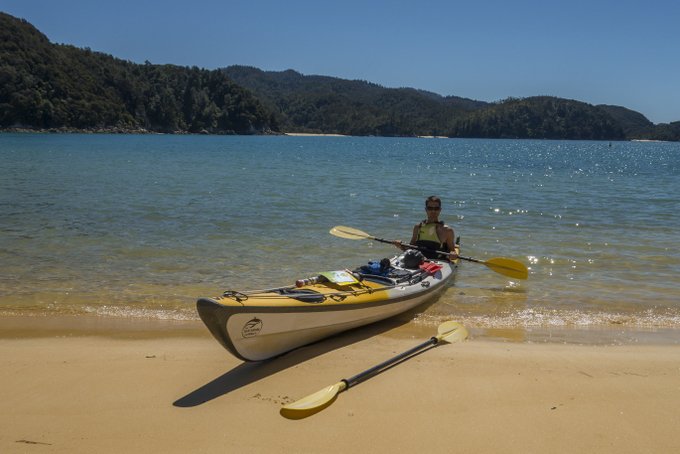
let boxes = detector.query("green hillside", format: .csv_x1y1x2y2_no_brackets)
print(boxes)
449,97,625,140
598,105,680,141
223,65,488,136
0,12,276,134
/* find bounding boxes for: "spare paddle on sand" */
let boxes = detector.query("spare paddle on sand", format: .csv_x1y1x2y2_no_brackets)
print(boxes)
280,321,468,419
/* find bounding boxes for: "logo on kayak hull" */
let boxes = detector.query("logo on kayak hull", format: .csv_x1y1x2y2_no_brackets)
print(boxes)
242,318,263,338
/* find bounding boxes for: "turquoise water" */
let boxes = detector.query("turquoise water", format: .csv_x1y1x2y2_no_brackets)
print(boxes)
1,134,679,334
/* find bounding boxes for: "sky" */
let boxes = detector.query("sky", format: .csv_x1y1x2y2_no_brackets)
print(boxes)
3,0,679,123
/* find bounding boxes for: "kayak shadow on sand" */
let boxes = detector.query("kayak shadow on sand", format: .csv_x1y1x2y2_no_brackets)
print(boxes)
172,304,437,408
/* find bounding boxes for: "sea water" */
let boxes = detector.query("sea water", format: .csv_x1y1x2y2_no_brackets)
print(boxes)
1,134,679,340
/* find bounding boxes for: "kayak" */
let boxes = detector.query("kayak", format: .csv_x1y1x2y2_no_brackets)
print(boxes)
197,251,458,361
196,249,459,361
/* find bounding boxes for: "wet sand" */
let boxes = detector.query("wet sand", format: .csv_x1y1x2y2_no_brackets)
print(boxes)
1,316,679,453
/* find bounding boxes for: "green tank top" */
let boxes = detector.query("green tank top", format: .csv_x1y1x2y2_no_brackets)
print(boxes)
415,222,450,259
417,222,441,243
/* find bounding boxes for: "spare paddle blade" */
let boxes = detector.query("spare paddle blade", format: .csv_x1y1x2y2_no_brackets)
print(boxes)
329,225,371,240
280,381,348,420
485,257,529,280
436,321,468,344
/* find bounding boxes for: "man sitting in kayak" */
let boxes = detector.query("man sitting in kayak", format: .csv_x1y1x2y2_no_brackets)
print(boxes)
394,196,458,261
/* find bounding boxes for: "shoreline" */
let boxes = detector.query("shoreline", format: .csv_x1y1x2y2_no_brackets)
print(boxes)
2,320,679,452
4,129,677,142
1,313,679,346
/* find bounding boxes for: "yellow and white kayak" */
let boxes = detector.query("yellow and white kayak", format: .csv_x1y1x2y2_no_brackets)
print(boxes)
197,251,458,361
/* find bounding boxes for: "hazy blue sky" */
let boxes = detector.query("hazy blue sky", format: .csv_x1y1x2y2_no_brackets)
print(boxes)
4,0,679,123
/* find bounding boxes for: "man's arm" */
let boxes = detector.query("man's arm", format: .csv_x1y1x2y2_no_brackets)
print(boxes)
408,224,419,245
394,224,420,251
443,225,458,259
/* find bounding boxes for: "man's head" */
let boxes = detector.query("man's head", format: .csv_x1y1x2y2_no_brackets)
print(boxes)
425,196,442,221
425,196,441,211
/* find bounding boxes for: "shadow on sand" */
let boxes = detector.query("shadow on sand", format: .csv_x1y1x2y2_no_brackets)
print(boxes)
173,311,426,408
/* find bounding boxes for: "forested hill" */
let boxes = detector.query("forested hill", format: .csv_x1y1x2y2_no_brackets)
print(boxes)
596,105,680,141
222,66,679,140
451,98,679,141
223,65,489,136
0,13,276,134
448,96,625,140
2,12,678,140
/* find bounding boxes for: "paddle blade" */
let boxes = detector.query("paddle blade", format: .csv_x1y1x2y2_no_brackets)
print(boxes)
280,381,348,420
329,225,372,240
484,257,529,280
436,321,469,344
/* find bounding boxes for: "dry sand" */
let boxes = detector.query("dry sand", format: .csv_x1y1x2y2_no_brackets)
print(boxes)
1,317,679,453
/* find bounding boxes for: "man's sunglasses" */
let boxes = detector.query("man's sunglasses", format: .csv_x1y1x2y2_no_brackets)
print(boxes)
426,206,441,211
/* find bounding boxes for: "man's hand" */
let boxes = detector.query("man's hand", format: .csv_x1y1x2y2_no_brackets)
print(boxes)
392,240,407,251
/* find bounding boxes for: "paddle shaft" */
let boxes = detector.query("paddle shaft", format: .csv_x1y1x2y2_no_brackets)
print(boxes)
342,336,440,389
368,236,458,260
456,255,484,264
371,235,498,266
330,225,527,279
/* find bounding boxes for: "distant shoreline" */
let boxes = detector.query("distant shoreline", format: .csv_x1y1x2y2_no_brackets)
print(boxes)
0,126,281,135
1,128,672,142
284,132,348,137
0,127,347,137
0,128,347,137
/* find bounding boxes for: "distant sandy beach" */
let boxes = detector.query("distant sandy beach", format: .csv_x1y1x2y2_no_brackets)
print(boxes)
285,132,348,137
1,316,678,453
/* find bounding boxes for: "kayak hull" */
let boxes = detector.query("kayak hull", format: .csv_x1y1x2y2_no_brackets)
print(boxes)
197,255,457,361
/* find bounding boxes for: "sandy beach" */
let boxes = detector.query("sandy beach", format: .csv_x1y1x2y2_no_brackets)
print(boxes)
1,317,678,453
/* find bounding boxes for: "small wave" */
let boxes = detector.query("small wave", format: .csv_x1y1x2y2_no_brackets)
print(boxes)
82,305,199,321
0,304,200,321
415,307,680,330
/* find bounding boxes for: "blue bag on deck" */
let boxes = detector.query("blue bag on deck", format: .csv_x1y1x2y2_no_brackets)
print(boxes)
358,258,391,276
